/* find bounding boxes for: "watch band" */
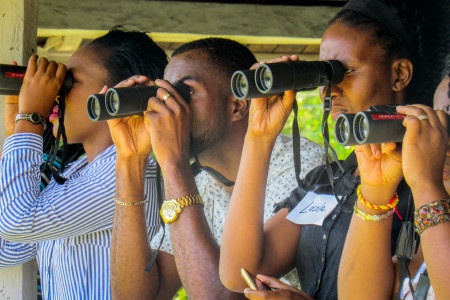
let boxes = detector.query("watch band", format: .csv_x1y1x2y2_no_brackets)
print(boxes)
160,194,204,223
175,194,204,208
15,112,46,127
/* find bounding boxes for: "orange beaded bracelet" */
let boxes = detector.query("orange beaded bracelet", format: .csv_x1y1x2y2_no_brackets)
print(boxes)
357,185,399,210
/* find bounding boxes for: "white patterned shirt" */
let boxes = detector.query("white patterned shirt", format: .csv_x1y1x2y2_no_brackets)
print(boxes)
151,134,326,288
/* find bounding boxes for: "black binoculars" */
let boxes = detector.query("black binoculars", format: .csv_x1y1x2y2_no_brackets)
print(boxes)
87,82,191,121
231,60,345,100
335,104,450,146
0,64,73,95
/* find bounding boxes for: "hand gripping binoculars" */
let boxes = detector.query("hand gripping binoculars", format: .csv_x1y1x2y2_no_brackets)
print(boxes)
87,82,191,121
0,64,73,95
231,60,345,100
335,104,450,146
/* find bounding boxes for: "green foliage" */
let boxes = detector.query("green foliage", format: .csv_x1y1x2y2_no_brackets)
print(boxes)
282,89,354,160
173,287,187,300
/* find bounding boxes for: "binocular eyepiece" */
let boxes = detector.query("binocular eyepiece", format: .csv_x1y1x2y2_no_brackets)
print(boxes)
87,82,191,122
335,104,450,146
231,60,345,100
0,64,73,95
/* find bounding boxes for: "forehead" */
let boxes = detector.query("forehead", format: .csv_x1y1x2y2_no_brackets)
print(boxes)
320,22,385,64
164,49,219,83
67,46,106,76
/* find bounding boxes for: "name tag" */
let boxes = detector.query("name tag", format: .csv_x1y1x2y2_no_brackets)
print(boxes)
286,191,338,226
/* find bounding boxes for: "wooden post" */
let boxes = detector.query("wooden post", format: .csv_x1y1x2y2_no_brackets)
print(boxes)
0,0,38,299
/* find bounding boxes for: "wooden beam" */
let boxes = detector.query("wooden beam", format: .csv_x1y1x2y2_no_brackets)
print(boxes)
0,0,38,297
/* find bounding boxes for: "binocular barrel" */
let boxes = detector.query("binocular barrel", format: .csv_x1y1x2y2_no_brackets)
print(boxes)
0,64,73,95
230,60,345,100
230,70,268,100
255,60,345,96
87,82,191,122
335,109,450,146
353,112,406,144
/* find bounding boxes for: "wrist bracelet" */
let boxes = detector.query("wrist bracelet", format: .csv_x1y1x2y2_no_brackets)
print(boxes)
354,202,394,221
113,196,148,206
357,185,399,210
414,199,450,235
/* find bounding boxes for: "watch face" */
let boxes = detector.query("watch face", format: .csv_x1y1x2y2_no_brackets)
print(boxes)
161,201,178,223
30,113,42,124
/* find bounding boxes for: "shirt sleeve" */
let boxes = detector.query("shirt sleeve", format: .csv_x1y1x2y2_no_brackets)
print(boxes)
0,133,116,243
150,223,174,255
0,236,37,268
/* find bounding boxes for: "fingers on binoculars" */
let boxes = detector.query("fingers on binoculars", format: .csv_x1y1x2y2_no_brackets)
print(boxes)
25,55,39,77
355,144,377,161
114,75,150,88
155,79,189,110
55,63,67,82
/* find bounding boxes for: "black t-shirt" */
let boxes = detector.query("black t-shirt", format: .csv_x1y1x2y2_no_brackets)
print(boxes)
275,152,410,300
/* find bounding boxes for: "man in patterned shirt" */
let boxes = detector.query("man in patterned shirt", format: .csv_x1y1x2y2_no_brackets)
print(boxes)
110,38,325,299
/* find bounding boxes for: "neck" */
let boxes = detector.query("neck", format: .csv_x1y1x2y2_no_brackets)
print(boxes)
196,124,247,189
82,129,114,163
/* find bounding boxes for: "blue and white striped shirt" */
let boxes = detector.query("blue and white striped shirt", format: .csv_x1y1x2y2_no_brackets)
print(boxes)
0,133,160,299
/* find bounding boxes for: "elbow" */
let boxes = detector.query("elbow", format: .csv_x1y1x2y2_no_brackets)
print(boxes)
219,261,247,293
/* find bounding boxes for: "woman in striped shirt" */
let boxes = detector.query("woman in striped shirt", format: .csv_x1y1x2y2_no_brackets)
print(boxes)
0,27,167,299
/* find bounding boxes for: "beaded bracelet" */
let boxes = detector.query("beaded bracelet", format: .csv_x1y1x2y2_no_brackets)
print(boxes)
414,199,450,235
113,196,148,207
357,185,399,210
354,202,395,221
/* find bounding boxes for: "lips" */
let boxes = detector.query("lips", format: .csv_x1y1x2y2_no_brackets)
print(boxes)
49,105,59,123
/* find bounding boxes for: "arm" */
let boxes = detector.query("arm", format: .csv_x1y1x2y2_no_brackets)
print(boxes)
337,138,402,300
220,55,303,292
111,156,160,299
0,237,37,268
146,79,243,299
0,133,117,242
398,105,450,299
104,76,176,299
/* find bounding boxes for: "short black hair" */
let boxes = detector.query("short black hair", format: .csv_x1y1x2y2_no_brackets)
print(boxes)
172,37,257,81
88,26,168,87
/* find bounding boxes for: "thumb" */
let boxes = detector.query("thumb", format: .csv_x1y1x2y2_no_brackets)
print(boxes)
255,274,289,289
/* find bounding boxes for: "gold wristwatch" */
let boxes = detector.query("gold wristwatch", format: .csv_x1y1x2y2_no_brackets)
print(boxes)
160,194,204,223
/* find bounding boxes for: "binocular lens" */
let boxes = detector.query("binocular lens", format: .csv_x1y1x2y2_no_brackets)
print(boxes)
232,72,248,99
334,113,358,146
256,66,272,93
354,114,368,143
230,69,268,100
87,94,102,121
106,90,120,115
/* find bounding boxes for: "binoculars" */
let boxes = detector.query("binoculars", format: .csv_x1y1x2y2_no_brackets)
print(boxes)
87,82,191,121
335,104,450,146
231,60,345,100
0,64,73,95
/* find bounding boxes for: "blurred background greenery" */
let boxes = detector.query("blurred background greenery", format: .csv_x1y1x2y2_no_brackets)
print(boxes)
172,89,353,300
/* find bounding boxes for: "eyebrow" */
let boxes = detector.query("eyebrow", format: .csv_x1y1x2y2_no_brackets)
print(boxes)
173,75,201,85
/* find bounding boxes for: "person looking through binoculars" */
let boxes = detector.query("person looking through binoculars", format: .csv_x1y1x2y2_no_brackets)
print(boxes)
338,55,450,300
0,27,167,299
108,38,325,299
219,0,429,299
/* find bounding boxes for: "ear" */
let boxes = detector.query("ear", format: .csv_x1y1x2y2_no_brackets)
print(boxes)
391,58,413,92
229,95,250,122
